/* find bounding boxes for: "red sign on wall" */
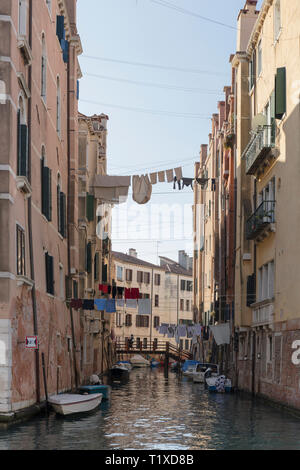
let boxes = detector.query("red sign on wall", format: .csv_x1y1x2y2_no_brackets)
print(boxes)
25,336,38,350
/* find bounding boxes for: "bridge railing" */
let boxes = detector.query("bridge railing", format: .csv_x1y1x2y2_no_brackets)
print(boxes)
115,340,192,362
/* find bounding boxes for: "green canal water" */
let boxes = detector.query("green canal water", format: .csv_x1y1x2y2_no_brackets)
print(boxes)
0,368,300,450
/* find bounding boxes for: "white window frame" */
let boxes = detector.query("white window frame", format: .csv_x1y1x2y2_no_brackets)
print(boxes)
18,0,27,37
274,0,281,42
117,266,123,281
257,40,262,76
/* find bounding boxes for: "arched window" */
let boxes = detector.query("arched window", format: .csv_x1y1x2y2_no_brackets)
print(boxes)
274,0,281,41
56,76,61,136
41,34,47,101
45,0,51,14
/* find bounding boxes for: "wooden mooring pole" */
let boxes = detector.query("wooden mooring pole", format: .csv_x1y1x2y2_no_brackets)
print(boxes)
164,342,169,378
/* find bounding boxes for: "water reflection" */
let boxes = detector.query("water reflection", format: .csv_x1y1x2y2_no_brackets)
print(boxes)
0,368,300,450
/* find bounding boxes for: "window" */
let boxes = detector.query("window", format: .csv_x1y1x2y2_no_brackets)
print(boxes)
41,34,47,101
85,242,92,274
126,269,133,282
257,40,262,76
267,335,273,362
117,266,123,281
41,152,52,221
59,265,64,300
186,300,190,311
258,261,275,302
154,273,161,286
143,338,148,349
186,281,193,292
116,312,122,327
125,314,132,327
56,77,61,137
45,252,54,295
57,175,66,237
275,67,286,119
180,299,184,311
249,50,256,91
154,316,160,328
18,0,27,36
185,340,189,350
155,295,159,307
45,0,51,13
136,316,149,328
16,225,26,276
180,279,186,291
137,271,143,283
144,272,150,284
274,0,281,41
94,253,99,281
17,97,28,178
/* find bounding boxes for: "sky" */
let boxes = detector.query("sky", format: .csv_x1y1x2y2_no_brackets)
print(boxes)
77,0,263,265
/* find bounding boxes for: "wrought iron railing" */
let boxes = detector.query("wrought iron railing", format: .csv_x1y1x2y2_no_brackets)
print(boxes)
243,125,275,175
246,200,276,240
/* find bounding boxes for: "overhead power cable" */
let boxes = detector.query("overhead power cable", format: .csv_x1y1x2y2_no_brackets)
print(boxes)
148,0,238,31
84,72,223,95
80,98,211,119
80,55,228,77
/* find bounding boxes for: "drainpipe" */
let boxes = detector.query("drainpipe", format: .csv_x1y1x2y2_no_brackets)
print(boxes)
27,0,41,404
150,268,153,349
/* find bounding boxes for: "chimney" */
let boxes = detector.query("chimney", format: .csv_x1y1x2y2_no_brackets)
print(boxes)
128,249,137,258
237,0,259,52
200,144,208,167
178,250,188,269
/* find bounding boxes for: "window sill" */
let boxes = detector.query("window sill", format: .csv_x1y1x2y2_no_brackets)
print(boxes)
16,176,32,196
16,275,34,289
17,35,33,66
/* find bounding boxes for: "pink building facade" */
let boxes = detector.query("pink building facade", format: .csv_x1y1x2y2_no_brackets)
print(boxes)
0,0,82,421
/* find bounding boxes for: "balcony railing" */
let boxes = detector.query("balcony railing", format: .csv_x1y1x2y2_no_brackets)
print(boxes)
252,300,274,326
244,125,276,175
246,200,276,240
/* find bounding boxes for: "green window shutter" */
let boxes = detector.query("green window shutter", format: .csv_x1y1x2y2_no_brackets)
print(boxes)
18,124,28,177
42,165,52,221
45,252,54,295
275,67,286,119
59,192,66,237
86,242,92,273
102,263,107,283
86,193,94,221
94,252,99,281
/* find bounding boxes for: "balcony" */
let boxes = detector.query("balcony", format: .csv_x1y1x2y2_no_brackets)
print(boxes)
246,200,276,241
252,300,274,327
243,125,276,176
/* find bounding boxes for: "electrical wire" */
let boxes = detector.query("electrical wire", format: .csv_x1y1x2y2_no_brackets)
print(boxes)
148,0,238,31
83,72,224,95
80,55,228,77
80,98,212,119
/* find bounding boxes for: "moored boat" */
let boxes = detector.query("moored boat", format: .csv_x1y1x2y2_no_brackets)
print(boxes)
109,363,130,380
130,354,150,368
206,376,232,393
116,361,132,371
78,384,111,400
193,363,220,383
48,393,102,416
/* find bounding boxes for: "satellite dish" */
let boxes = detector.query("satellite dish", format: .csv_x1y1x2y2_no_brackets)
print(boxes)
252,113,267,130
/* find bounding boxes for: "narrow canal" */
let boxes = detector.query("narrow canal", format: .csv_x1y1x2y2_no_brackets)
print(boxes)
1,368,300,450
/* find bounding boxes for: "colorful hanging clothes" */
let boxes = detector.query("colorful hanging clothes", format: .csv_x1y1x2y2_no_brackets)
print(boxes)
116,299,125,308
138,298,151,315
94,299,107,311
70,299,83,310
173,177,182,190
106,299,116,313
82,299,94,310
132,174,152,205
126,299,137,309
182,178,194,189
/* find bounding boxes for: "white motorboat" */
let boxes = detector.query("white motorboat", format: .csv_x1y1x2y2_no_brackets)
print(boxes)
193,363,219,383
48,393,102,416
116,361,132,371
206,376,232,393
183,365,198,378
130,354,150,368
